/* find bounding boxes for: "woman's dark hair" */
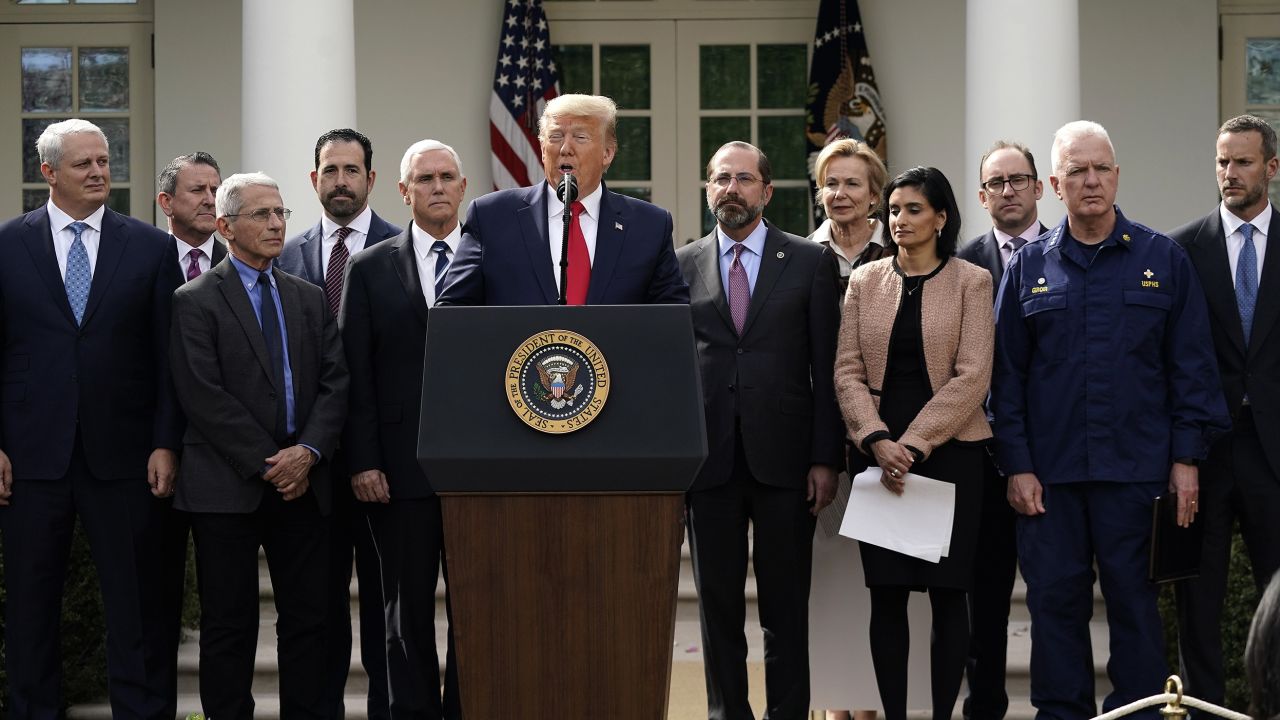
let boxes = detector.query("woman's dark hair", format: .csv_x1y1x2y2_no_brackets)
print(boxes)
1247,569,1280,720
879,166,961,258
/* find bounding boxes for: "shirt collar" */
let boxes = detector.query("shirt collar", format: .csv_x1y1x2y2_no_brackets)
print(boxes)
174,234,217,259
47,199,105,234
1047,206,1135,254
716,218,769,258
546,182,603,221
229,253,274,288
411,222,462,259
1219,201,1272,238
321,205,373,240
993,222,1039,248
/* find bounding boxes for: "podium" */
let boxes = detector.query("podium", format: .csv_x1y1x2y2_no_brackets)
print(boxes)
419,305,707,719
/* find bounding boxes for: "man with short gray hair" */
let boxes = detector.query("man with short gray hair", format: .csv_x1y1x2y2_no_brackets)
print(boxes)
170,172,349,719
992,121,1229,719
0,117,184,718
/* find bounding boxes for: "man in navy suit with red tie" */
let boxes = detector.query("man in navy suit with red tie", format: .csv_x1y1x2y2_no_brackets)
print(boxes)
437,93,688,306
0,118,183,719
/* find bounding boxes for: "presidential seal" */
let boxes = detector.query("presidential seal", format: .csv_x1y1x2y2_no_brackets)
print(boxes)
506,330,610,434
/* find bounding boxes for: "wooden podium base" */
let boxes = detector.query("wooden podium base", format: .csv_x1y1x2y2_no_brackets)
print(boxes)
440,492,685,720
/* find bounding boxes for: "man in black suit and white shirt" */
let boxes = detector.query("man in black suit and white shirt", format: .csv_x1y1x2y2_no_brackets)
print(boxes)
676,141,842,719
341,139,464,720
276,128,400,718
171,172,349,719
955,140,1047,720
1170,114,1280,711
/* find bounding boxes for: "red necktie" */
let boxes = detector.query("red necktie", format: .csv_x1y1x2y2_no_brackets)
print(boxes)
326,226,352,318
566,201,590,305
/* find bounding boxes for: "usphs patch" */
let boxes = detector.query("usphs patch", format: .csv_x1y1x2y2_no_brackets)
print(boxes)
506,330,610,434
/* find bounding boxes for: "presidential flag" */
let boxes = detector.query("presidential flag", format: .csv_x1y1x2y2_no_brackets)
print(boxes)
805,0,887,223
490,0,560,190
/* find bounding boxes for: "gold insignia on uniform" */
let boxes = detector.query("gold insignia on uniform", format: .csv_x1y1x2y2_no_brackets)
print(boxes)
1122,233,1131,243
506,330,611,434
1141,267,1160,287
1038,277,1046,284
1144,269,1153,279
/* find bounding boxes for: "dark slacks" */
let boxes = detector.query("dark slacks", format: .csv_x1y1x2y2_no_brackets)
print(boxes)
371,496,460,720
325,464,389,720
152,497,192,720
0,438,166,720
686,430,816,720
1017,481,1167,720
189,489,329,720
1175,406,1280,709
964,450,1018,720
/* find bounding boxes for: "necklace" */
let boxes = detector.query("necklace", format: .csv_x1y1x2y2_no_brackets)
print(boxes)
905,276,926,296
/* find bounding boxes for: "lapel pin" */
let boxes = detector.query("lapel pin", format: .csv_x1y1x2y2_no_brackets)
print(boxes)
1038,277,1046,284
615,221,623,231
777,251,785,259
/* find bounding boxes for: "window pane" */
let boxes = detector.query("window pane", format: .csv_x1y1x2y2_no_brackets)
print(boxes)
600,45,650,110
700,116,750,173
767,187,811,237
701,190,716,236
79,47,130,111
17,0,71,4
610,116,650,181
758,115,806,180
700,45,749,109
553,45,593,95
23,48,73,112
77,0,139,3
611,186,651,203
107,188,130,213
22,118,61,183
23,189,49,213
758,44,806,109
98,118,130,180
1247,38,1280,105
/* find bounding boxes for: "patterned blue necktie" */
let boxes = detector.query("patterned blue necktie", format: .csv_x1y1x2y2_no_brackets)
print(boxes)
64,221,91,325
1237,222,1259,346
432,240,450,302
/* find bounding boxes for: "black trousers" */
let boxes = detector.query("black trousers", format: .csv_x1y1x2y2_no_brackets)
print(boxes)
1176,406,1280,710
325,466,389,719
370,496,461,720
963,449,1017,720
686,429,816,720
0,438,167,720
153,497,192,720
189,489,329,720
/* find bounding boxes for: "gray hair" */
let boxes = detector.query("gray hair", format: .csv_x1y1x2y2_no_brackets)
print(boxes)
399,139,464,184
216,172,279,218
1051,121,1115,175
37,119,109,169
157,152,221,195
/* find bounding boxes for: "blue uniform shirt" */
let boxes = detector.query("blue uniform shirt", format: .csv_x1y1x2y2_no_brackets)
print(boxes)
991,207,1229,485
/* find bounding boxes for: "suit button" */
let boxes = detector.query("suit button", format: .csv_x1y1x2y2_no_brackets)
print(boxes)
269,392,277,399
736,348,744,355
728,384,735,393
71,373,77,381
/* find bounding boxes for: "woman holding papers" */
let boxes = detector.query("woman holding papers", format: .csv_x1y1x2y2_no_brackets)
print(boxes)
833,166,994,720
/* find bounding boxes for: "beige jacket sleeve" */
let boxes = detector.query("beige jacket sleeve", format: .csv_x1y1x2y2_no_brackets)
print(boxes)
834,275,889,452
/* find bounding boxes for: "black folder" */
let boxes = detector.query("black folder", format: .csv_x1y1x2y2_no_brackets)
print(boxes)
1148,492,1204,583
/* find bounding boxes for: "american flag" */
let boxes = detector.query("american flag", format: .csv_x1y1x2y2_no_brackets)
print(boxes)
490,0,560,190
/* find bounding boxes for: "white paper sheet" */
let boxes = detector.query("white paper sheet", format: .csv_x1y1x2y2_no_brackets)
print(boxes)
838,466,956,563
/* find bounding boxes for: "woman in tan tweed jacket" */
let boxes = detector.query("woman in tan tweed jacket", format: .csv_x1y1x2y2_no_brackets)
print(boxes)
833,166,993,720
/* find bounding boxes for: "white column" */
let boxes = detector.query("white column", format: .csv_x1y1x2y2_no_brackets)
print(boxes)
242,0,357,215
964,0,1079,236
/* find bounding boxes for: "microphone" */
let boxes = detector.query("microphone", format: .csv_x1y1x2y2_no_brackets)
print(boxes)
557,171,579,205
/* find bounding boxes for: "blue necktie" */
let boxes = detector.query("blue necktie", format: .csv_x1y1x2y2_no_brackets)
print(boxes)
432,240,450,302
1237,222,1259,346
64,221,91,325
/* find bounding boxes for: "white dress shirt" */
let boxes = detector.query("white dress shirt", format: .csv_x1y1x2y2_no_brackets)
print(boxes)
411,222,462,307
47,200,105,277
321,205,373,272
174,234,218,277
545,182,603,289
1220,202,1270,288
993,224,1040,268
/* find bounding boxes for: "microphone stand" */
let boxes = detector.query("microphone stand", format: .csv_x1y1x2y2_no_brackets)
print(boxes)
557,172,578,305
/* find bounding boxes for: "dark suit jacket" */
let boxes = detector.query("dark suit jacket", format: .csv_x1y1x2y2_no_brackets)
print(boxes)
339,226,439,499
0,205,183,480
1171,208,1280,478
277,211,402,287
957,222,1050,298
438,182,689,305
676,222,844,491
170,258,349,515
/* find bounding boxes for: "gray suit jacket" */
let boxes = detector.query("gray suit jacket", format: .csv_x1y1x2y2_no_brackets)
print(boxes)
169,257,349,514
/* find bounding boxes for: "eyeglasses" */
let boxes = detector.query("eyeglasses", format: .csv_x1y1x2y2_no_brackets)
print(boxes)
709,173,763,189
225,207,292,223
981,174,1035,194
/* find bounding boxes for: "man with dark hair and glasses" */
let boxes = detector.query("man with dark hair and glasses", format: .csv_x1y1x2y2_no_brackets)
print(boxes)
955,140,1048,720
170,171,349,720
277,127,400,719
